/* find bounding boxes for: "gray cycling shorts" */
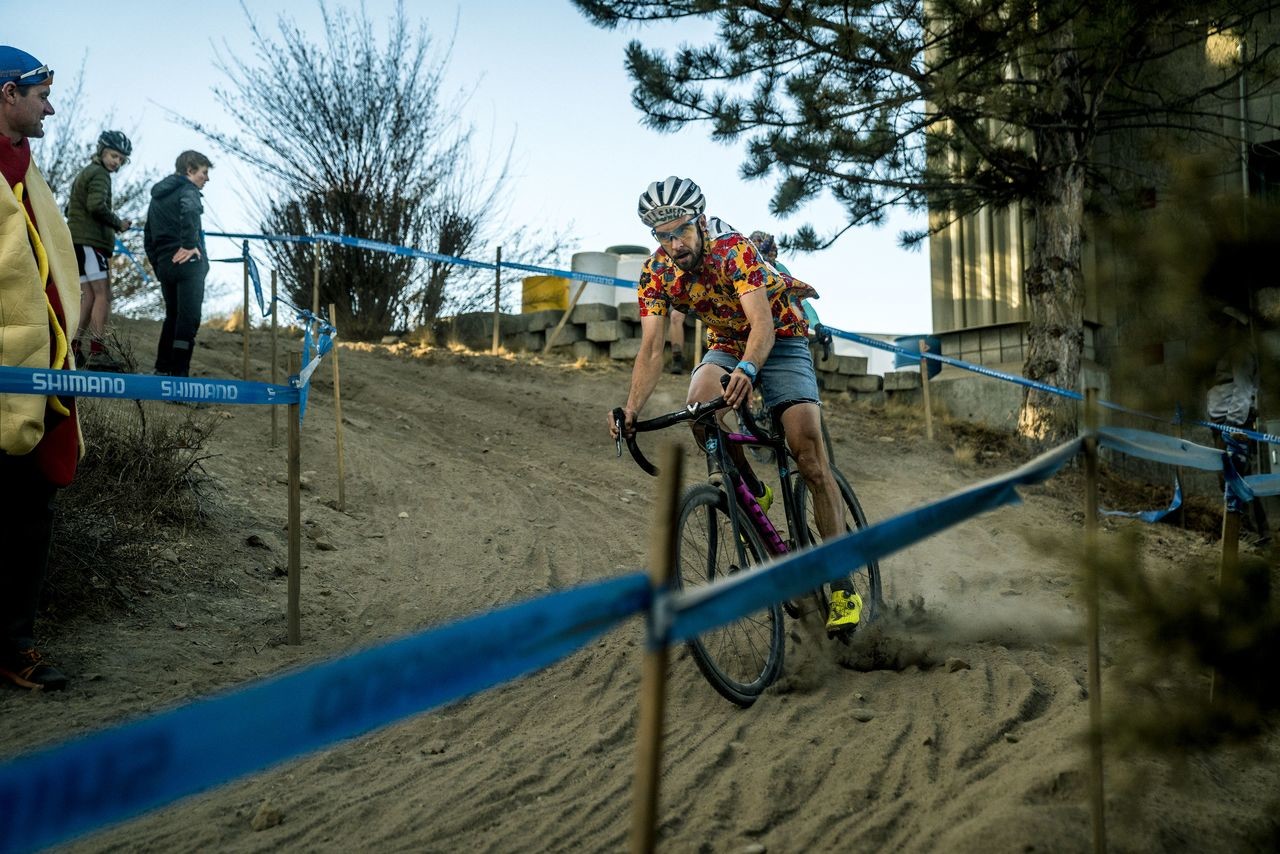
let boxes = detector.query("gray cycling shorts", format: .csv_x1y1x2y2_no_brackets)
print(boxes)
695,336,821,413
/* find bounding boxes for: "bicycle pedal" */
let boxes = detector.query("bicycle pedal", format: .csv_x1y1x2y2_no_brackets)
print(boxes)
826,626,856,644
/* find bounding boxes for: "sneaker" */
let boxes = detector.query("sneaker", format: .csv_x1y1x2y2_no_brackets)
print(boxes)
0,648,69,691
825,590,863,633
670,350,686,375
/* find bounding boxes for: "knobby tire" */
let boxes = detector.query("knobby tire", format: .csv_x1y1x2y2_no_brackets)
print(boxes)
672,482,785,707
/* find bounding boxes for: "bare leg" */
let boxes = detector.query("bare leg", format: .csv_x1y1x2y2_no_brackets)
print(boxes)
88,277,111,340
75,281,94,344
687,363,763,489
779,402,841,541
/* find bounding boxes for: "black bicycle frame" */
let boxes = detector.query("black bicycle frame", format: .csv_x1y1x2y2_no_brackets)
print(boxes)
614,394,808,561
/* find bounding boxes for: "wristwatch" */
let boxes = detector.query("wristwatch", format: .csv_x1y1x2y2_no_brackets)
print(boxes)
736,360,758,382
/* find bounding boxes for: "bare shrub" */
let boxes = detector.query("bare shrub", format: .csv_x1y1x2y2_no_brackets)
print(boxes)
44,400,219,622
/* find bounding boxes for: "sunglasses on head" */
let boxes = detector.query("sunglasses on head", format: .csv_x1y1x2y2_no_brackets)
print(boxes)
9,63,52,85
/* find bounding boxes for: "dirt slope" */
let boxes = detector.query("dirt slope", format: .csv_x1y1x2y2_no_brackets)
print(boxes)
2,320,1276,853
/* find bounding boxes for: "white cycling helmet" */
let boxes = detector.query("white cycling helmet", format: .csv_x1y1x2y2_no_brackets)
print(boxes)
637,176,705,227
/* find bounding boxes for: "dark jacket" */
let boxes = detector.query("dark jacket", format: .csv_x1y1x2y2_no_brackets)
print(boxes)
66,156,125,251
144,173,205,266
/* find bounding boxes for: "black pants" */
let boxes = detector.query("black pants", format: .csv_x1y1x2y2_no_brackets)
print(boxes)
153,254,208,376
0,453,57,653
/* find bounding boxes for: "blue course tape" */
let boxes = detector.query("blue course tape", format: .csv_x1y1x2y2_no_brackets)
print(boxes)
204,230,316,245
204,229,638,289
1192,417,1280,448
501,260,634,289
668,438,1082,644
1100,476,1183,523
827,328,1191,427
245,247,266,317
1096,426,1225,472
312,233,499,272
1244,473,1280,498
829,328,1086,402
201,229,1280,448
0,366,298,406
0,572,650,854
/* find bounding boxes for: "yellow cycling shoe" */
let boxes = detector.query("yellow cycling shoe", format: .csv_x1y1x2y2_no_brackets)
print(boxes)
757,484,774,515
825,590,863,632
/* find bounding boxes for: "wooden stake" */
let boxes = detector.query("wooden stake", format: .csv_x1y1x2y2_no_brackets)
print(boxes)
287,352,302,646
1083,388,1107,853
492,246,502,355
329,302,347,512
1210,470,1243,705
543,279,589,354
312,246,321,317
630,443,683,854
919,338,935,441
270,269,279,449
1174,408,1187,528
242,244,250,382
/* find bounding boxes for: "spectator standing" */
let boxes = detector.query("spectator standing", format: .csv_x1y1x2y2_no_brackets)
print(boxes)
0,46,81,691
1207,306,1271,544
67,130,133,370
145,150,211,377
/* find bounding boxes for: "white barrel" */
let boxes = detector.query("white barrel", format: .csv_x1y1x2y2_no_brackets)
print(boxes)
569,251,618,305
613,256,647,307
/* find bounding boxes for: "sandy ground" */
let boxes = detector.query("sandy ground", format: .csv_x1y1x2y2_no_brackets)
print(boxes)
2,319,1277,853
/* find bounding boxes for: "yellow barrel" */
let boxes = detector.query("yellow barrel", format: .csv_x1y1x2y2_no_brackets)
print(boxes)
522,275,569,313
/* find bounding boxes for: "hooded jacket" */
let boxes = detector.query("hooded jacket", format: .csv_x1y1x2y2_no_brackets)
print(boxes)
66,155,125,251
144,173,206,267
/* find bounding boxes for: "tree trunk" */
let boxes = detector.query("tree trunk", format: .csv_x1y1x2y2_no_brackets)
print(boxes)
1019,167,1085,444
1018,22,1086,445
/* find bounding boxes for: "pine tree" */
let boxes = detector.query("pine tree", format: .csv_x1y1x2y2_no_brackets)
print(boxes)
574,0,1280,441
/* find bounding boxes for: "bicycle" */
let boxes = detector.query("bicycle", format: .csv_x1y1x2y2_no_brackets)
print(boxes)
611,387,883,707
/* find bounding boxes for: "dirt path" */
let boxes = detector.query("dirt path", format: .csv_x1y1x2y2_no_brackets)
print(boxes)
2,321,1276,852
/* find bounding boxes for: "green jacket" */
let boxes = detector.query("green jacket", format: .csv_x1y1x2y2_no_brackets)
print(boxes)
66,156,125,251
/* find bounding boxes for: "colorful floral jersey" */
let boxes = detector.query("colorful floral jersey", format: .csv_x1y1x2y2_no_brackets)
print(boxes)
637,217,818,359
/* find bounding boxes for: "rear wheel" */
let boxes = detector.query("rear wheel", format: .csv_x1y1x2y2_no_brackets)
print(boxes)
673,483,784,707
793,467,883,635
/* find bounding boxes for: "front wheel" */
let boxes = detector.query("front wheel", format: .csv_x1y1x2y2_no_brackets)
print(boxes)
672,483,785,707
794,467,884,633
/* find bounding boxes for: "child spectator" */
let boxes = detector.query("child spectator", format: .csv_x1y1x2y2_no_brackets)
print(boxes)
67,130,133,370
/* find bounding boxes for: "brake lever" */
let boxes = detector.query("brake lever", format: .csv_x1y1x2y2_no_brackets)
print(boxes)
611,407,626,458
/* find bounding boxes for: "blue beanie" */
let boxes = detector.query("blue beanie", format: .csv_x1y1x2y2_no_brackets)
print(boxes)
0,46,52,86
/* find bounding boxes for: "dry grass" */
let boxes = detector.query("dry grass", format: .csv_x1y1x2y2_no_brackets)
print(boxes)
43,398,220,623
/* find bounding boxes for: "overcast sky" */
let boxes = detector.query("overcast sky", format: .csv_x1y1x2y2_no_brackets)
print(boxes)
10,1,932,334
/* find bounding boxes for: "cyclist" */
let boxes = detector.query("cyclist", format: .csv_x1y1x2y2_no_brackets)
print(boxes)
607,176,862,631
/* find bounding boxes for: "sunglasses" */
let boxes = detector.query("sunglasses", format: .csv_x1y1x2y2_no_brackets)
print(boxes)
651,219,699,245
11,64,52,85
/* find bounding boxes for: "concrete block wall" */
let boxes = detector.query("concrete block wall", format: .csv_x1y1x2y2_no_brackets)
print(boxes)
444,308,901,403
